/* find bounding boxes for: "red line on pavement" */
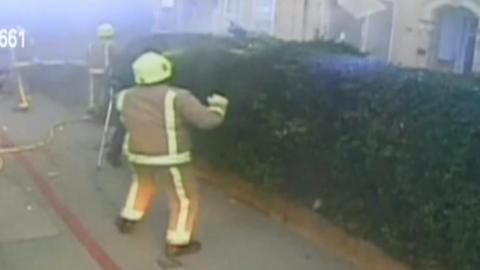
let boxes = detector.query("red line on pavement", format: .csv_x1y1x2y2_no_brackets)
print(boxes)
0,133,122,270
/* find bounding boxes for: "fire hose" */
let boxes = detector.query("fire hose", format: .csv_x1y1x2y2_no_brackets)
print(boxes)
0,58,105,171
0,116,91,171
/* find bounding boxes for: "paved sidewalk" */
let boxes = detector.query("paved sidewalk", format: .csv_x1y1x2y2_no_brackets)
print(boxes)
0,93,355,270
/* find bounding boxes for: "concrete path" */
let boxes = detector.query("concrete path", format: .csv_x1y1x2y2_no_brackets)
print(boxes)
0,93,355,270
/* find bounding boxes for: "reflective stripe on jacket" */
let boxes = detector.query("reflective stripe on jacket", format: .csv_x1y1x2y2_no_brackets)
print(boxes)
117,85,224,166
87,40,120,72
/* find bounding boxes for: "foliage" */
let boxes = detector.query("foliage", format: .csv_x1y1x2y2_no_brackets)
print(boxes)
153,34,480,269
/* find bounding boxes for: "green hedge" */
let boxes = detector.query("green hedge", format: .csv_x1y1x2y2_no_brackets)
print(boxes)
155,35,480,269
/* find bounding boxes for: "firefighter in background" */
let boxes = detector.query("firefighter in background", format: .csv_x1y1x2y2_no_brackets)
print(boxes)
105,43,145,167
10,27,36,111
115,51,228,257
0,71,6,95
87,23,121,116
0,48,10,96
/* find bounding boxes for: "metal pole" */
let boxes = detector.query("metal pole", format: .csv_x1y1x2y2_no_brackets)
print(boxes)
301,0,310,40
320,0,329,38
388,0,397,62
96,87,114,170
361,14,371,53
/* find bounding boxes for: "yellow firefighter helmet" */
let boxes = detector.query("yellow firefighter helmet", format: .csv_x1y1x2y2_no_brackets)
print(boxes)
132,52,173,85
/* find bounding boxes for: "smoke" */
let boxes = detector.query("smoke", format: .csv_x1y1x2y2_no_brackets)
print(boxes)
1,0,154,39
0,0,157,60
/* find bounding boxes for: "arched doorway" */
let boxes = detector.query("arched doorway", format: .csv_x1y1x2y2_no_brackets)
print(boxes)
428,5,479,74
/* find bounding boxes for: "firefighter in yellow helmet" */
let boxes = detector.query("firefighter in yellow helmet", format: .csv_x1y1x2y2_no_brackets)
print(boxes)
115,51,228,257
87,23,121,116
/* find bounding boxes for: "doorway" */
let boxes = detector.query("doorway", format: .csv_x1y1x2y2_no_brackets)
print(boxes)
432,6,478,74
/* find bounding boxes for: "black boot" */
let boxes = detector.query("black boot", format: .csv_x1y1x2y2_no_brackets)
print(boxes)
165,241,202,257
107,152,122,167
115,217,137,234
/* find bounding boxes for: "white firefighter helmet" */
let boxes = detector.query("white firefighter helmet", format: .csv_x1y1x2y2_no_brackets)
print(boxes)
97,24,115,38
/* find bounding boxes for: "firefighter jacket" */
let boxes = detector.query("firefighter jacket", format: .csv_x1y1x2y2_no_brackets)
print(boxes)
117,84,225,166
87,40,121,75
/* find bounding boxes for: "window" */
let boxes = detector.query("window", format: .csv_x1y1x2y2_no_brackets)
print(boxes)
225,0,242,23
153,0,175,9
253,0,276,34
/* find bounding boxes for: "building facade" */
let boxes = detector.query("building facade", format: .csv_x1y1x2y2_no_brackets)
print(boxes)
389,0,480,74
151,0,480,74
152,0,219,33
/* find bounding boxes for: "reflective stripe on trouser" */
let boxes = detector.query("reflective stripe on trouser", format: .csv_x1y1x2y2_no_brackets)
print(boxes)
88,73,109,110
12,68,29,104
120,164,199,246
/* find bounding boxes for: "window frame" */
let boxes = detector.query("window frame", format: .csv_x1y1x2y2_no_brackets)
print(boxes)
252,0,277,34
224,0,243,22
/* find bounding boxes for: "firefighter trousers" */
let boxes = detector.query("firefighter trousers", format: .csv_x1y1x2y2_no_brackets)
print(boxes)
13,68,30,104
120,163,200,246
0,71,8,94
88,73,109,114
